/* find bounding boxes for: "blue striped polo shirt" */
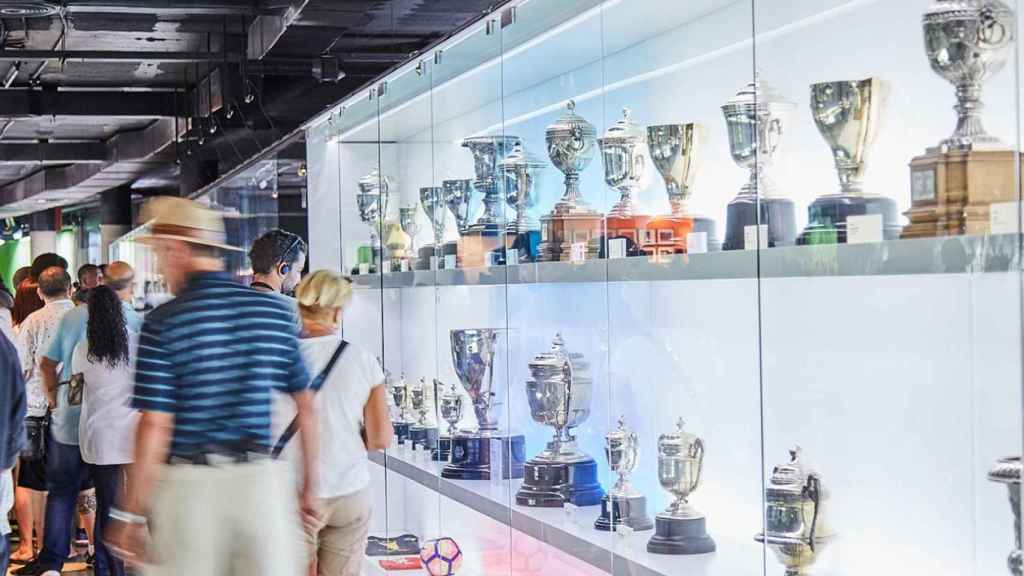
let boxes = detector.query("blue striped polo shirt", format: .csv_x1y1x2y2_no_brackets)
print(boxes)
132,271,310,457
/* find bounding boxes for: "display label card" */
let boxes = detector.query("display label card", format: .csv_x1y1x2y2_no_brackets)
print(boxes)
400,259,410,272
608,238,627,259
443,254,457,270
429,256,439,271
687,232,708,254
563,503,579,525
615,523,635,542
744,225,768,250
911,168,937,202
358,263,370,275
570,242,587,263
846,214,884,244
990,201,1022,235
382,261,392,274
506,248,519,266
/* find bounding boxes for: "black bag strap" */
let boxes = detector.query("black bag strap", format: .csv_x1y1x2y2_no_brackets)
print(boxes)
272,340,348,459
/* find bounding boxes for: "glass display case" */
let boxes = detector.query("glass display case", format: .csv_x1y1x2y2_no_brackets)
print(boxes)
305,0,1023,574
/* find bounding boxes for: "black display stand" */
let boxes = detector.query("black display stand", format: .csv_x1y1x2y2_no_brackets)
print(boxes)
515,458,604,507
432,436,453,462
441,434,526,480
409,426,438,452
722,196,796,251
593,493,654,531
646,515,716,555
797,193,900,245
393,422,411,445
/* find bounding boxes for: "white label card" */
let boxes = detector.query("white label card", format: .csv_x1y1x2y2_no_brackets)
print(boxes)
358,263,370,275
382,261,392,274
400,259,410,272
846,214,883,244
506,248,519,266
485,251,496,267
608,238,627,259
443,254,457,270
563,503,579,525
570,242,587,263
687,232,708,254
990,201,1022,235
429,256,439,271
744,225,768,250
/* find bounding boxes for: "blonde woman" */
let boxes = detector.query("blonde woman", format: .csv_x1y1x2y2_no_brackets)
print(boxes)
284,270,393,576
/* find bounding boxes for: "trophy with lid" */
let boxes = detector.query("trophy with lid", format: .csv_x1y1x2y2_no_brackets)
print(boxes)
408,378,438,452
515,334,604,507
441,329,525,480
904,0,1020,238
538,101,604,262
458,136,521,267
441,179,475,268
799,78,900,245
647,419,716,555
594,417,653,531
721,76,797,251
648,122,719,251
498,141,546,262
756,447,834,576
355,169,391,273
388,373,414,445
989,456,1022,576
598,108,659,258
432,379,464,462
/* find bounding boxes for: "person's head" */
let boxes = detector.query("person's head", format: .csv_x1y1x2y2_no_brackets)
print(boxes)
249,229,307,294
30,253,68,281
85,285,130,369
12,266,30,290
37,266,71,303
137,197,234,292
77,264,102,290
103,261,135,299
12,281,43,325
295,270,352,332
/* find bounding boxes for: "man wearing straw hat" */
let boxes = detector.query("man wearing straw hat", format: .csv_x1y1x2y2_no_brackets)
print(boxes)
105,197,319,576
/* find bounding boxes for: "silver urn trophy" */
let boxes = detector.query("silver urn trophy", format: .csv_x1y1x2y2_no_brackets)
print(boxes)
648,122,719,250
598,108,649,219
498,141,546,262
798,78,900,245
516,334,604,508
721,77,797,250
441,329,525,481
989,457,1023,576
388,372,414,444
756,447,833,576
356,169,391,272
594,417,653,531
461,136,522,234
647,419,716,555
408,377,438,451
432,378,464,462
442,179,476,236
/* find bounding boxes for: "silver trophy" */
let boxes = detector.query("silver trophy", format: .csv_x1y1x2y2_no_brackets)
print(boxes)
442,179,475,235
420,186,446,248
648,123,704,218
461,136,521,233
433,378,464,462
923,0,1016,150
546,100,598,214
598,108,649,218
410,378,428,427
647,419,715,554
595,417,653,531
357,169,391,247
399,204,421,252
989,457,1022,576
517,334,603,507
388,373,414,444
498,141,546,235
756,447,834,576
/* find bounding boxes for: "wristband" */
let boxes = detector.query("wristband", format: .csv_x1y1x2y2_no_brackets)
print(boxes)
109,507,148,526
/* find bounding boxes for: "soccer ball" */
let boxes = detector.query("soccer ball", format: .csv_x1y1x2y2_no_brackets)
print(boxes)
419,537,463,575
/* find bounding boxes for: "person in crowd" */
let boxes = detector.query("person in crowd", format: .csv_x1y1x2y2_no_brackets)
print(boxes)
10,268,73,570
74,284,139,576
14,263,140,576
1,274,14,343
11,281,44,328
282,270,392,576
12,267,31,291
1,327,27,576
72,265,102,305
105,197,317,575
29,255,67,284
249,229,307,296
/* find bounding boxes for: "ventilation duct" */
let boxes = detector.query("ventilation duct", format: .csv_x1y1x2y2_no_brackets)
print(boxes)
0,1,60,17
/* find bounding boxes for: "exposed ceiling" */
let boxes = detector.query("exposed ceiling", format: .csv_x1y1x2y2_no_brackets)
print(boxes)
0,0,498,217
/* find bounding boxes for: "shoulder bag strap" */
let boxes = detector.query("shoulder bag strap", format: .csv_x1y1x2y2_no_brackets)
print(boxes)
272,340,348,459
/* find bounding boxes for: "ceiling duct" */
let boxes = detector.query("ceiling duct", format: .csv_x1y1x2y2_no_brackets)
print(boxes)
0,1,60,17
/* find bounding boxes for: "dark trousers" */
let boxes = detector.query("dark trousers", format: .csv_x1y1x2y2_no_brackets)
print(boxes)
91,464,126,576
37,438,107,575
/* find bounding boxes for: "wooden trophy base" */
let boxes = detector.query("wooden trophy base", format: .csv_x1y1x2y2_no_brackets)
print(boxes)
644,216,693,255
457,231,506,268
538,211,604,262
903,148,1023,239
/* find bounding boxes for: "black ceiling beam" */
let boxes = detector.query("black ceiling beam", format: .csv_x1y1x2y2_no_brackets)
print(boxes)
63,1,266,16
0,90,188,118
0,143,106,164
0,50,246,63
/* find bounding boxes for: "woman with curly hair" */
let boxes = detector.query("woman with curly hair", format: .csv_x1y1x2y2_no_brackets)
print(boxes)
72,285,139,576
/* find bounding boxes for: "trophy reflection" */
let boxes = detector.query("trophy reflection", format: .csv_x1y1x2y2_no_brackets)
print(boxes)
798,78,899,245
433,379,464,462
756,447,833,576
989,457,1022,576
441,329,525,480
594,417,653,531
459,136,521,267
516,334,603,507
647,419,715,555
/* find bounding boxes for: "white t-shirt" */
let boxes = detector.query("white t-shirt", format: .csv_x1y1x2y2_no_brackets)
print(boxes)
72,333,140,466
274,336,383,499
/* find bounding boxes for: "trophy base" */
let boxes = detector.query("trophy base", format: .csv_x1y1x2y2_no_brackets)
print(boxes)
594,493,654,532
393,422,411,445
441,434,526,480
515,457,604,507
538,211,604,262
507,229,541,263
797,194,900,245
409,426,438,451
458,229,505,268
416,245,435,270
722,195,796,251
691,215,720,252
902,148,1023,239
432,436,453,461
646,515,716,555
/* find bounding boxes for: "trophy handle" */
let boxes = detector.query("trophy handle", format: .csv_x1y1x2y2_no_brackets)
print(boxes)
570,126,586,153
979,3,1009,46
691,436,705,490
633,149,646,181
765,117,783,159
803,473,822,552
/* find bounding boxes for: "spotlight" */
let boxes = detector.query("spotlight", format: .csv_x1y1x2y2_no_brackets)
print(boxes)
297,163,307,177
209,121,217,134
198,134,206,146
3,62,20,89
244,91,255,104
225,106,235,120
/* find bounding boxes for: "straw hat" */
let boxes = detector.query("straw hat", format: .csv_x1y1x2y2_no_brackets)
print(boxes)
136,196,242,251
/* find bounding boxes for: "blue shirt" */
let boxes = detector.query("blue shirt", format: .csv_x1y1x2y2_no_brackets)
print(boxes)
0,332,25,471
44,301,143,445
132,272,310,457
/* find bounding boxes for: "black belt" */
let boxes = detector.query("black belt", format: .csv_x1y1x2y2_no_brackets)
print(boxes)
166,441,270,466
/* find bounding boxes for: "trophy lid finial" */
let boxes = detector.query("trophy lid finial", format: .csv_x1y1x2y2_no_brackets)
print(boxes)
567,100,576,113
676,417,686,432
789,445,802,463
617,415,627,430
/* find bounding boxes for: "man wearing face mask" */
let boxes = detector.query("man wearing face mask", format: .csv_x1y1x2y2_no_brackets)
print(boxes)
248,230,307,298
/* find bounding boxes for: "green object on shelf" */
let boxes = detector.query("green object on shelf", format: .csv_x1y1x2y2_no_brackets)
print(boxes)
802,226,839,246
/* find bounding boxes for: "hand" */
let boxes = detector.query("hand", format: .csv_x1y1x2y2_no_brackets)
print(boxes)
105,518,149,569
299,488,321,534
46,394,56,411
